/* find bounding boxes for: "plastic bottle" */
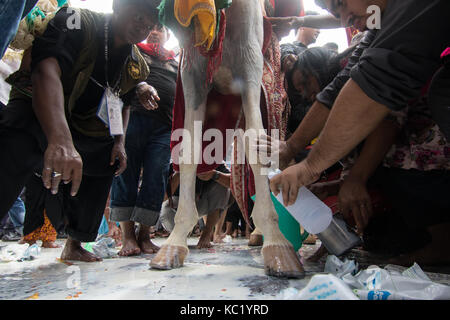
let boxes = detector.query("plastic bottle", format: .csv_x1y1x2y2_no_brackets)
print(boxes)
268,169,332,235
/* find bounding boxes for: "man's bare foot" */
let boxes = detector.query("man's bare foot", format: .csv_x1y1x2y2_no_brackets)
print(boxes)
42,241,61,248
61,238,102,262
137,224,160,254
138,238,160,254
197,233,213,249
18,238,36,245
119,238,141,256
213,233,226,244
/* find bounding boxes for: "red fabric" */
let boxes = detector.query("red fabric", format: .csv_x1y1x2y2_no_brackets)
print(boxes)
345,27,359,45
199,10,227,84
137,42,175,61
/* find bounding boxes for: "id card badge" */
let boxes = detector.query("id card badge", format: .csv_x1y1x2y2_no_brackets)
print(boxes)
97,89,109,125
106,88,124,136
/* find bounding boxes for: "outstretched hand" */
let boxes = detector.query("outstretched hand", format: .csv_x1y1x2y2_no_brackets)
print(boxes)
137,83,160,110
268,16,304,38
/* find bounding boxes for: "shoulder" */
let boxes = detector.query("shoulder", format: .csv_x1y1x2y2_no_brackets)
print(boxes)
128,45,150,82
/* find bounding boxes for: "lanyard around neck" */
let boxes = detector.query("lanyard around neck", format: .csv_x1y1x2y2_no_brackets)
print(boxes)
103,15,122,94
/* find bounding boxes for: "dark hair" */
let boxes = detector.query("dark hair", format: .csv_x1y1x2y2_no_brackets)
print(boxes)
323,42,339,51
291,47,342,91
113,0,161,20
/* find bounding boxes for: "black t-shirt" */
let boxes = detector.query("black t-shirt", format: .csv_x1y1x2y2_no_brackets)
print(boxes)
350,0,450,111
31,8,133,119
124,52,178,127
316,30,376,109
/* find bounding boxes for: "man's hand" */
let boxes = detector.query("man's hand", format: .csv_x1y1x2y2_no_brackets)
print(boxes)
42,142,83,196
197,170,216,181
268,16,304,38
110,141,127,176
136,82,160,110
338,175,373,235
269,160,320,206
253,134,295,170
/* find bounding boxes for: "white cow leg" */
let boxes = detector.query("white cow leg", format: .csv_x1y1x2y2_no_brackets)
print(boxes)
241,81,305,279
150,58,208,270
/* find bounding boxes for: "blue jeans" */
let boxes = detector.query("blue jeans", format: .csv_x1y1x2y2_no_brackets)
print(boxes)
0,0,38,58
110,112,171,226
8,196,25,232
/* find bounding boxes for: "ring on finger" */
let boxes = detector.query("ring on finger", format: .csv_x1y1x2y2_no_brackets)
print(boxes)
52,171,62,178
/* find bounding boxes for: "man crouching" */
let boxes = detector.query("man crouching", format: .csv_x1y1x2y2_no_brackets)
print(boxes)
0,0,160,262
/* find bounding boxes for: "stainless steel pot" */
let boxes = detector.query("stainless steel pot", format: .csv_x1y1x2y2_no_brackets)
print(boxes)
317,214,361,256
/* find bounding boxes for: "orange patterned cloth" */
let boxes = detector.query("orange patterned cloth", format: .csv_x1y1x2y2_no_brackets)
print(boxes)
23,210,57,243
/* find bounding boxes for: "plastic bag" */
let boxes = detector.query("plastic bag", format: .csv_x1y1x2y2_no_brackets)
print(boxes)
0,243,40,262
277,274,359,300
324,255,359,278
84,237,118,259
343,263,450,300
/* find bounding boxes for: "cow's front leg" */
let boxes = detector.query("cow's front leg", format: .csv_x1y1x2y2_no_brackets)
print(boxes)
150,59,208,270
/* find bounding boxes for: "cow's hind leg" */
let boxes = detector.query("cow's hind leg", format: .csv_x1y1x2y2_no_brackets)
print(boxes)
241,79,305,278
150,57,208,270
227,6,304,277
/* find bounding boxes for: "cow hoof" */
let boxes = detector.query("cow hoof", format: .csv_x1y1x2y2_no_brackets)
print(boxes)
248,234,263,247
149,245,188,270
262,244,305,279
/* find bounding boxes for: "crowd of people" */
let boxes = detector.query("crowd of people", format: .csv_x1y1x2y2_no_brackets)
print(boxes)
0,0,448,270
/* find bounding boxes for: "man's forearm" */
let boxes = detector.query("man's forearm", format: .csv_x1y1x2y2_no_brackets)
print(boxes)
305,79,390,175
301,14,342,29
31,58,72,144
287,101,330,154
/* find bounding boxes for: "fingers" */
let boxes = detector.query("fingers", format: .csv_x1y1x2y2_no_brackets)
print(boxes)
269,175,281,196
115,154,127,176
43,148,82,196
70,162,83,197
350,203,364,235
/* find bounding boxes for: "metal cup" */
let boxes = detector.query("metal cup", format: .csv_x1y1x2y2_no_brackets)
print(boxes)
317,214,362,256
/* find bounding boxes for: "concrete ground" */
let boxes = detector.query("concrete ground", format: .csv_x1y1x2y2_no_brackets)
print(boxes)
0,237,449,300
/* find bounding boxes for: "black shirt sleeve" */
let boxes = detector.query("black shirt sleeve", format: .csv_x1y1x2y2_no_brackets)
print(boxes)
350,0,450,111
316,30,376,109
31,7,84,77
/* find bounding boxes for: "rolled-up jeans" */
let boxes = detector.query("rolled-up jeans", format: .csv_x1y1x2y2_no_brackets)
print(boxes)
110,112,171,227
0,0,38,58
7,196,25,233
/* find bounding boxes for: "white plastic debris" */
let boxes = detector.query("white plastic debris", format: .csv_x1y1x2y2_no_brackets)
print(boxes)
324,255,359,278
91,237,118,259
278,274,359,300
279,255,450,300
344,264,450,300
223,235,232,243
0,243,40,262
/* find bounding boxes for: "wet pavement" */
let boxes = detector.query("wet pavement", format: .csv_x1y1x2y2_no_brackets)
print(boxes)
0,237,448,300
